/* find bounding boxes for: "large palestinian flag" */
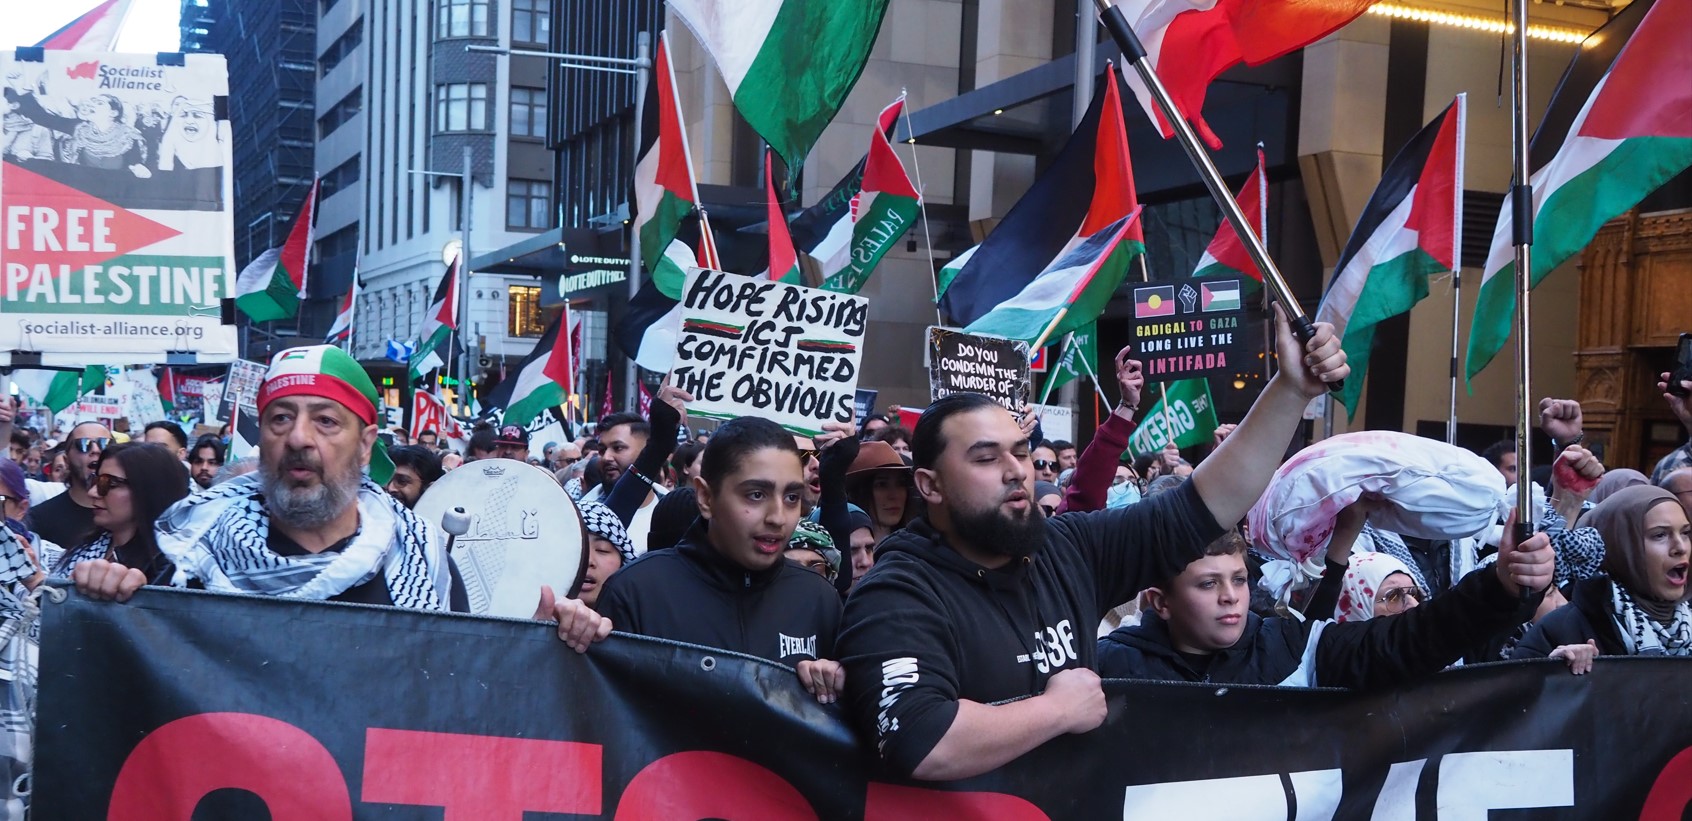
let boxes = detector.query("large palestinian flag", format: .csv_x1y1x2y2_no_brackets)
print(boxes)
1316,96,1465,417
667,0,891,174
965,211,1143,344
940,68,1144,327
1466,0,1692,383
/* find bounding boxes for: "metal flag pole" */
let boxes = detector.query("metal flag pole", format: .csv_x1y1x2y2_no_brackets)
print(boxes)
1447,94,1469,446
1508,0,1538,580
625,31,652,416
1091,0,1340,392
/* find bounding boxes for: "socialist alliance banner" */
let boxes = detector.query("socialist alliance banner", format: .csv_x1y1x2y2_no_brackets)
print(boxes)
34,589,1692,819
0,50,237,366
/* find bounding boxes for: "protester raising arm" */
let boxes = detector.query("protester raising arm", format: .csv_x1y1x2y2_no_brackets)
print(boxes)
603,384,689,527
1651,372,1692,484
1191,306,1348,529
1057,347,1141,514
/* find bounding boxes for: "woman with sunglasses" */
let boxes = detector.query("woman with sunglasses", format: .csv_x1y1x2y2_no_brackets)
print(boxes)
52,443,191,587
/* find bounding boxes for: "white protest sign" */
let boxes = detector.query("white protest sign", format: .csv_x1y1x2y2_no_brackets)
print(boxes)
122,371,167,428
75,397,124,420
671,268,868,436
200,379,224,425
1031,403,1074,444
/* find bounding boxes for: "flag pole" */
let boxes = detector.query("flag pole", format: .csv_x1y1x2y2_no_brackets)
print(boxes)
1508,0,1537,575
897,90,943,325
1092,0,1340,392
1447,94,1468,446
1069,337,1113,408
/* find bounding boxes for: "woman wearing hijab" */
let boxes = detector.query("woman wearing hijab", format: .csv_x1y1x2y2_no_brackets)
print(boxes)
1587,468,1649,505
51,443,190,584
1334,551,1424,623
1513,485,1691,669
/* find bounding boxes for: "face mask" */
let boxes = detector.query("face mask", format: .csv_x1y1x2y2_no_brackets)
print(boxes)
1107,481,1141,509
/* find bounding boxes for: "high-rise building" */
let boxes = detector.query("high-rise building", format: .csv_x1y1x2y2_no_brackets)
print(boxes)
179,0,318,355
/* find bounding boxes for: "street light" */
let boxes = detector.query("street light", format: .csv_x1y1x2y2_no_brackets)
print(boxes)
408,149,475,416
469,36,652,416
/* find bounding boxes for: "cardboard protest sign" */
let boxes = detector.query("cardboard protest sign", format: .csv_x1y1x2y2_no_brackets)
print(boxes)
853,389,878,426
671,268,868,436
1031,403,1074,444
928,327,1031,411
120,370,166,430
411,390,464,439
1129,275,1248,381
1128,379,1219,455
0,51,238,366
214,359,265,424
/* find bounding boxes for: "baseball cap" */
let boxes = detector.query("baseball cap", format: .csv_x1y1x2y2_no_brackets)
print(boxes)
496,425,529,446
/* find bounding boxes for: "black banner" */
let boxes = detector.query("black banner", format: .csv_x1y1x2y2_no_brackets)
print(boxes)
928,327,1031,412
35,590,1692,819
1128,275,1249,381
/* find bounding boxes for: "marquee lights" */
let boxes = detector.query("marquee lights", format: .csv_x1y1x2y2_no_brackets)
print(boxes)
1368,3,1593,44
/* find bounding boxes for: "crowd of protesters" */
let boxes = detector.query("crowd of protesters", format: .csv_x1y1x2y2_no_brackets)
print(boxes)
1,309,1688,787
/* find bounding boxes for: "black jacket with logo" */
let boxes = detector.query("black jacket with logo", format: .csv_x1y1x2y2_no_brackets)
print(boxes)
595,520,842,666
1098,566,1538,688
836,481,1222,778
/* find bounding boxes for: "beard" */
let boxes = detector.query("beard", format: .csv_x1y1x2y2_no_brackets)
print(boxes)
260,449,362,531
950,490,1047,560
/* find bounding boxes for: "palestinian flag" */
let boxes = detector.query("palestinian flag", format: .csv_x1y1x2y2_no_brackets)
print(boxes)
1192,146,1268,283
789,96,921,295
935,244,978,301
941,68,1144,327
667,0,891,175
9,366,105,414
409,256,459,380
35,0,134,50
764,149,801,284
617,219,719,373
1316,95,1465,418
234,177,319,322
965,211,1143,344
325,269,360,344
632,33,699,300
157,368,176,414
1466,0,1692,383
1117,0,1373,149
486,306,575,429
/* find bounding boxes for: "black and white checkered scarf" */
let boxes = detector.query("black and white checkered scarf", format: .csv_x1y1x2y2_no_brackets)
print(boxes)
153,473,450,610
1610,579,1692,657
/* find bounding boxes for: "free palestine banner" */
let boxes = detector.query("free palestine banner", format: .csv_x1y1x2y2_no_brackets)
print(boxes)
0,50,237,366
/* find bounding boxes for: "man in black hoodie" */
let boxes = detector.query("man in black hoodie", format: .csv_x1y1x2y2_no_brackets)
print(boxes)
595,415,854,704
837,308,1351,781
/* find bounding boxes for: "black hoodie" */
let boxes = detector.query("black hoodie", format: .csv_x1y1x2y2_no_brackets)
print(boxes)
1098,566,1535,688
836,480,1222,777
595,520,842,666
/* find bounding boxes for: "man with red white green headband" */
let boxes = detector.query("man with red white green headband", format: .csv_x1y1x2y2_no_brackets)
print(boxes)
69,347,610,645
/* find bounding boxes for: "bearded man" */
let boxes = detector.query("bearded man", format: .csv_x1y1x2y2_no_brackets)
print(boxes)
835,310,1350,781
70,347,458,609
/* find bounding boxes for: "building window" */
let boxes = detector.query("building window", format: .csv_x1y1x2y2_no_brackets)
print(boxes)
508,285,545,338
507,179,551,229
318,18,363,77
512,0,549,44
509,87,547,138
436,0,491,38
314,224,359,261
317,87,362,140
434,83,489,132
321,157,361,198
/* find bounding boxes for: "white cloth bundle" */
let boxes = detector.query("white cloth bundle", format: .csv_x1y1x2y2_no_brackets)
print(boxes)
1248,431,1507,564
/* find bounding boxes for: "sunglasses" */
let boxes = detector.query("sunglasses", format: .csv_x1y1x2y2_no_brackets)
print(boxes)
1033,459,1058,471
94,473,130,495
797,449,818,462
74,437,111,453
1374,587,1423,607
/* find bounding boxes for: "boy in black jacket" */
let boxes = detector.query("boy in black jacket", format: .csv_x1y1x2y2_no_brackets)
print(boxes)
1097,521,1552,687
595,415,854,704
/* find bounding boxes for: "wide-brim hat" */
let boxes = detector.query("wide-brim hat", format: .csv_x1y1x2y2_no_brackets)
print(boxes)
846,441,909,476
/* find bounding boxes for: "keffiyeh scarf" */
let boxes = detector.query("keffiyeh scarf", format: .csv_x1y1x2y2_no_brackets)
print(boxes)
577,501,634,563
1610,580,1692,657
153,473,449,610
